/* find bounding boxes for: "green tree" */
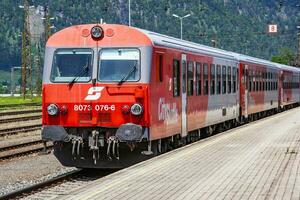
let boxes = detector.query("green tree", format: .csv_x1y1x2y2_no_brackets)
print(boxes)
271,48,296,66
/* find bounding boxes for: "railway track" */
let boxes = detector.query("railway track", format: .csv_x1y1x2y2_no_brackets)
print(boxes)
0,124,42,138
0,139,53,161
0,103,41,110
0,169,82,200
0,109,42,117
0,169,117,200
0,114,42,124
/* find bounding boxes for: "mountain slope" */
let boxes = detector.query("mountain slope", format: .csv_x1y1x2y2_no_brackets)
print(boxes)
0,0,299,71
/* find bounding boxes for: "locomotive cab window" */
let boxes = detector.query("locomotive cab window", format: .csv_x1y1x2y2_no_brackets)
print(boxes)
98,49,140,82
50,49,93,82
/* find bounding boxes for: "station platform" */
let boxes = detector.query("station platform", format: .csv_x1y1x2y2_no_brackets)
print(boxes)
53,108,300,199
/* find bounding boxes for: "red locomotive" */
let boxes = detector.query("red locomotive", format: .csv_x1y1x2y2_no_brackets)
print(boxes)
42,24,300,168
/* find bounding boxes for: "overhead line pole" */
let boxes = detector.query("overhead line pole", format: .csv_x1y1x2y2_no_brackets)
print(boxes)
20,0,33,99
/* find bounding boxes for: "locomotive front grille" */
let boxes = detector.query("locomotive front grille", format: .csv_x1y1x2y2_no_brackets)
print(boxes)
98,113,111,123
78,113,92,124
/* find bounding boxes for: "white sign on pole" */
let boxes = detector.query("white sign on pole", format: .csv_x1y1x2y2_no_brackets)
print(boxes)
268,24,278,33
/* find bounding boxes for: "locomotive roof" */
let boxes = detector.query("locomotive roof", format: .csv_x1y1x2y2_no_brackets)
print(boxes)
48,24,299,71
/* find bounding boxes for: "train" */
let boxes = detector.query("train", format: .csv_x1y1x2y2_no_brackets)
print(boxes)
41,24,300,168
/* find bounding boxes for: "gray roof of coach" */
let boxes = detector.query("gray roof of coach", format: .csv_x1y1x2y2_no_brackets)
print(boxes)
235,54,279,69
137,28,298,72
276,63,300,72
138,28,237,61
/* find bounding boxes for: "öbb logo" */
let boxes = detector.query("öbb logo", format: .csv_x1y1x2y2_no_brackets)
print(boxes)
84,87,105,101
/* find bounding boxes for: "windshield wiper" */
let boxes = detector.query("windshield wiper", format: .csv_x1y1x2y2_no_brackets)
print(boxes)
117,63,137,85
69,65,89,85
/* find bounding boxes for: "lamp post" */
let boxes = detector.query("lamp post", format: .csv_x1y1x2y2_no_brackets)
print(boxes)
172,13,191,40
129,0,131,26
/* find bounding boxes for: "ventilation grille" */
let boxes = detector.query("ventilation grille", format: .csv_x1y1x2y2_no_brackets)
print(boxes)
98,113,111,123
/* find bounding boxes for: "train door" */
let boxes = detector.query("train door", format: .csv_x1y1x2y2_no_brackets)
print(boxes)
243,65,249,118
181,54,187,137
279,71,283,108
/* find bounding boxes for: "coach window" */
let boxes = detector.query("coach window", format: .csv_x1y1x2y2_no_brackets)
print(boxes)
222,66,226,94
204,64,209,95
268,72,271,91
232,68,237,93
258,71,261,91
256,71,259,91
249,70,252,92
187,61,194,96
252,70,255,91
271,73,274,90
217,65,221,94
275,74,278,90
262,72,264,91
156,54,163,82
50,49,93,82
196,62,202,95
227,66,231,94
266,72,269,91
210,64,215,95
173,59,180,97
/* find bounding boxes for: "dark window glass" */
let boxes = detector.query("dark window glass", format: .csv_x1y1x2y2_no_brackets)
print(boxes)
204,64,209,95
249,70,252,92
196,62,201,95
173,59,180,97
259,71,262,91
182,60,187,93
227,66,231,93
233,67,237,93
157,54,163,82
99,49,140,82
187,61,194,96
217,65,221,94
210,64,215,95
51,49,93,82
222,66,226,94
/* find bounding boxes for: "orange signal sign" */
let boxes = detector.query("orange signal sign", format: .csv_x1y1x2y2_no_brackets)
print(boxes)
268,24,278,33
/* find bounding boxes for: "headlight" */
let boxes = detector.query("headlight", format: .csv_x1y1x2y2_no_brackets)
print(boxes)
91,26,103,40
131,103,143,116
47,104,59,116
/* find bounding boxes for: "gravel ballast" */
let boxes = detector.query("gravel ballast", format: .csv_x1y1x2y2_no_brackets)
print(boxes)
0,153,75,196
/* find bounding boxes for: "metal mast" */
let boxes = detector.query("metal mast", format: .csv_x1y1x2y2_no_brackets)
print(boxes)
21,0,32,99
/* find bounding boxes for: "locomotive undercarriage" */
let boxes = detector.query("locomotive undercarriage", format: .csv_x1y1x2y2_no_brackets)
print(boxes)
42,125,152,168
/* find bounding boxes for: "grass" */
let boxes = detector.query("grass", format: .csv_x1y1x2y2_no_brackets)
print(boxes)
0,96,42,106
